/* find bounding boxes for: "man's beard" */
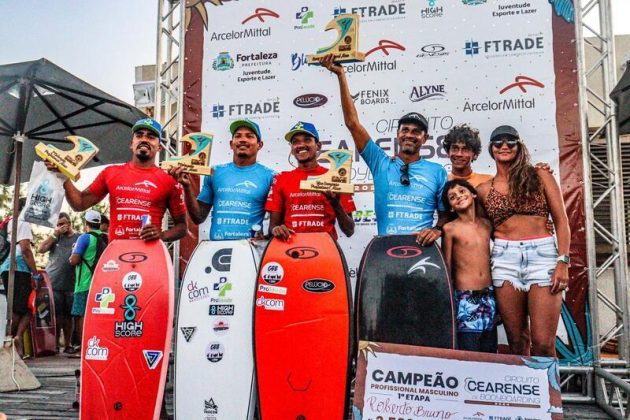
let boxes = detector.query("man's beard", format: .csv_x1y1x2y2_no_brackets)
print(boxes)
136,150,152,162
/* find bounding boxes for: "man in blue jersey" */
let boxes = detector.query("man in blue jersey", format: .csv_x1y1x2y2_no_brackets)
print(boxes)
170,119,274,240
322,54,447,245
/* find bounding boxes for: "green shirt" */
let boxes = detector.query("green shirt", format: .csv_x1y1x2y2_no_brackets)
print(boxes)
73,230,103,293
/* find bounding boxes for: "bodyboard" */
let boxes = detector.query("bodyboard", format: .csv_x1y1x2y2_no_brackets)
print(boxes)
30,270,56,356
80,239,173,420
175,240,258,419
254,232,352,420
356,235,456,349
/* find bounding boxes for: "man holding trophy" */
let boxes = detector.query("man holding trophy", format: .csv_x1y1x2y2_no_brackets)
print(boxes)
169,119,274,240
265,121,355,241
49,118,187,242
321,54,448,246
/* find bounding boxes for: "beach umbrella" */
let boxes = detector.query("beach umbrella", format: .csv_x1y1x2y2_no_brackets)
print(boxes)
0,59,147,388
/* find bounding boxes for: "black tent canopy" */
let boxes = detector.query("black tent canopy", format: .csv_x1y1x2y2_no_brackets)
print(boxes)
0,58,147,185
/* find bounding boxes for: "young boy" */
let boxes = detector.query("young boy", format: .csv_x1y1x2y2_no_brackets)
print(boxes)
441,179,497,353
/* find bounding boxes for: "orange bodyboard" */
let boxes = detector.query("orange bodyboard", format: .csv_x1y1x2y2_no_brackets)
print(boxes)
254,233,352,419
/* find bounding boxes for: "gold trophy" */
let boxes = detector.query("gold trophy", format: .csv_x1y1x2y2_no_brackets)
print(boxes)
300,149,354,194
307,13,366,65
160,132,213,175
35,135,99,181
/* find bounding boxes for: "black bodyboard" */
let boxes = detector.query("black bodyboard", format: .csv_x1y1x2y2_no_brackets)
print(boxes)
356,235,456,349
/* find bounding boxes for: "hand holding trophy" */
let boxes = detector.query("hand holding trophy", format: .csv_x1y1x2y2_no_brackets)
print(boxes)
160,133,213,175
307,13,365,65
300,149,355,194
35,136,99,181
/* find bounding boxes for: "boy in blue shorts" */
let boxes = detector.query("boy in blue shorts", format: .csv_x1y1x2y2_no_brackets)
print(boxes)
441,179,497,353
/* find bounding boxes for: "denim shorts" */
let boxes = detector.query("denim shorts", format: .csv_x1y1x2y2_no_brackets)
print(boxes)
491,236,557,291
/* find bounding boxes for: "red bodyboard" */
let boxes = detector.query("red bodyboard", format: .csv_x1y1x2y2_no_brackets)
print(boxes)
80,240,173,420
30,270,57,357
254,233,351,420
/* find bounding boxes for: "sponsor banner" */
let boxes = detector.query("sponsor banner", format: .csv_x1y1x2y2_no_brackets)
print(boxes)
196,1,558,289
354,342,563,420
186,0,587,365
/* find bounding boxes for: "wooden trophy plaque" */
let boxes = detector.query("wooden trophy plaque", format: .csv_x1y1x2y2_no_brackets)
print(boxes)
160,133,213,175
35,135,99,181
307,13,366,65
300,149,354,194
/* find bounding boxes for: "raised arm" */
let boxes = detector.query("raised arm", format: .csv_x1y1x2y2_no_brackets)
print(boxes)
321,54,370,152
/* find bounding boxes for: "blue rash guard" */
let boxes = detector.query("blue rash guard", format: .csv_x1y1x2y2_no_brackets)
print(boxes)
197,162,275,240
360,139,447,235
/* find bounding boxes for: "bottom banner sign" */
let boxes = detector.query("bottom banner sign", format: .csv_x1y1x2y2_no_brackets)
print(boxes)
353,342,563,420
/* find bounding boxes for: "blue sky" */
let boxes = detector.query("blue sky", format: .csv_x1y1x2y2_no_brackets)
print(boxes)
0,0,157,104
0,0,628,107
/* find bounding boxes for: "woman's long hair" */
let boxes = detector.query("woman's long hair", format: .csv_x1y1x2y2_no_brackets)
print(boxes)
489,138,541,201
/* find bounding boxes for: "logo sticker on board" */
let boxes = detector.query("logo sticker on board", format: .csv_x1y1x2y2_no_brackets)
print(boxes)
122,272,142,292
257,284,287,295
386,246,423,258
102,260,119,272
211,248,233,272
213,319,230,335
256,296,285,311
119,252,148,263
85,336,109,361
92,287,116,315
206,342,225,363
261,262,284,284
187,280,210,303
407,257,441,274
209,304,235,316
302,279,335,293
204,398,219,415
114,295,143,338
285,247,319,259
143,350,163,370
180,327,197,343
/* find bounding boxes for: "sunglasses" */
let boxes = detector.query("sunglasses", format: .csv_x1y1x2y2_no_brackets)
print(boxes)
400,163,410,186
490,138,518,149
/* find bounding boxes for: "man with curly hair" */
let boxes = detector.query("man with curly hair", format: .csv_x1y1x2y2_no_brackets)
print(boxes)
444,124,492,187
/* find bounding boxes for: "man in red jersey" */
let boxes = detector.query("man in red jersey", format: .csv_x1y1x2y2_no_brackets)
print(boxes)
49,118,187,242
266,121,355,241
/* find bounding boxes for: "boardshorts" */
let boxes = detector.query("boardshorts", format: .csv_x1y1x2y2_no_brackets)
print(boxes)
455,287,497,353
71,291,88,317
1,271,33,316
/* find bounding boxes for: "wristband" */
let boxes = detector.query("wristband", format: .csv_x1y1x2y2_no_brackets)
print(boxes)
433,225,443,232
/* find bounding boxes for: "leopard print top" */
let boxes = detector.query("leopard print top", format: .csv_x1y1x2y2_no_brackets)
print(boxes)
485,178,550,228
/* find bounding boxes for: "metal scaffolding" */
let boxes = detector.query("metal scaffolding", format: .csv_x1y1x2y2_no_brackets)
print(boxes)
155,0,186,282
575,0,630,417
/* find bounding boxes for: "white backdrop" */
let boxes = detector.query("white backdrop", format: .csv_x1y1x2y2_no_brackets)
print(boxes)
199,0,560,289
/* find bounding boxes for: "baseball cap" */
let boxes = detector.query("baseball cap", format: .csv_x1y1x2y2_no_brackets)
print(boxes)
229,119,262,141
398,112,429,132
284,121,320,142
84,210,101,224
490,125,520,141
132,118,162,139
